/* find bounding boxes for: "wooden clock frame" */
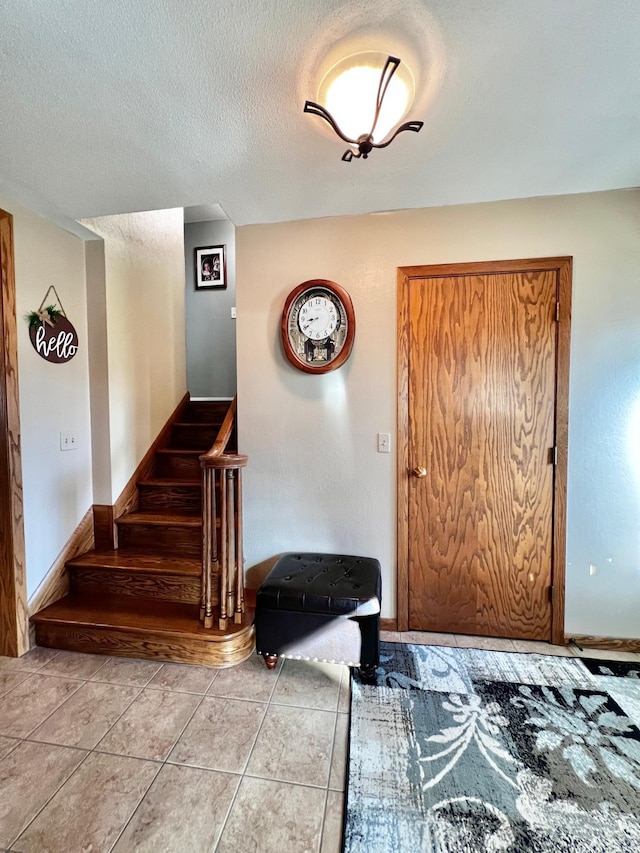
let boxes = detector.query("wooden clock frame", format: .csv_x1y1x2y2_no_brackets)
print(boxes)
281,279,356,374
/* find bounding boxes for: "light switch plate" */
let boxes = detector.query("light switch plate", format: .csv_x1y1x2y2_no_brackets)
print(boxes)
378,433,391,453
60,431,78,451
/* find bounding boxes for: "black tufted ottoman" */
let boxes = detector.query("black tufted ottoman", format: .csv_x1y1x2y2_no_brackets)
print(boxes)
255,553,381,679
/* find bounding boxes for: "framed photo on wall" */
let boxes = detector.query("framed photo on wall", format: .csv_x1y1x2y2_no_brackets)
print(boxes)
195,245,226,289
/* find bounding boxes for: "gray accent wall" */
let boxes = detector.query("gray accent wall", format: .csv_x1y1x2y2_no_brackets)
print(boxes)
184,219,237,397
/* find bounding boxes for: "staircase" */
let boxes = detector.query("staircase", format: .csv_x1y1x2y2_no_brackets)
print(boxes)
32,398,255,667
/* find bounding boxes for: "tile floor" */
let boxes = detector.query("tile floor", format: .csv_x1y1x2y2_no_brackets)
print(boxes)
1,633,639,852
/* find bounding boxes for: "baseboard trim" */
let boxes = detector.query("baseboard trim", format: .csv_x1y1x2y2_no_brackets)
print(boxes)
28,507,94,617
566,633,640,653
380,618,398,632
93,504,115,551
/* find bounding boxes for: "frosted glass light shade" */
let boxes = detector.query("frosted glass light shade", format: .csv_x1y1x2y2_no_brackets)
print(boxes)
318,52,415,144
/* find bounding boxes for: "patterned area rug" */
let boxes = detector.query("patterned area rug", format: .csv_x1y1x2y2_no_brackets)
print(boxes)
345,643,640,852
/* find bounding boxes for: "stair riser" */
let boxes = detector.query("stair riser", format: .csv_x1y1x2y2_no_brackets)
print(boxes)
139,485,202,513
226,427,238,453
169,424,220,450
70,568,207,605
153,454,201,480
184,402,230,423
34,623,255,667
117,523,201,555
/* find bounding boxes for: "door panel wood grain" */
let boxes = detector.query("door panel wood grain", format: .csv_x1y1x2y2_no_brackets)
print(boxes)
0,209,28,656
408,270,557,639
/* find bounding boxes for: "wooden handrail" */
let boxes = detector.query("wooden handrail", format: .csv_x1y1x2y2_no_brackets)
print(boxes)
199,397,248,631
200,396,236,464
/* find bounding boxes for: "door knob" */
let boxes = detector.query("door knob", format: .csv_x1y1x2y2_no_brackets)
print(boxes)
412,466,427,479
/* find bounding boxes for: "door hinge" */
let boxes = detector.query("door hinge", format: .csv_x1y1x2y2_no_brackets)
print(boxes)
549,446,558,465
555,301,560,322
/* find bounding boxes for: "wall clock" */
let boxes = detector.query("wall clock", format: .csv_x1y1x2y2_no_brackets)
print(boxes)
282,279,356,374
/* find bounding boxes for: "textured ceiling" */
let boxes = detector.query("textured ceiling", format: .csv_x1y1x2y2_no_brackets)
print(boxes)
183,203,228,223
0,0,638,230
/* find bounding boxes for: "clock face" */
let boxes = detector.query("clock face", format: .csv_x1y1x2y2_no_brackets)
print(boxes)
298,296,339,340
282,280,355,374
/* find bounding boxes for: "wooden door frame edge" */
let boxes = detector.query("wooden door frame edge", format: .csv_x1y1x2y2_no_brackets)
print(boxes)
0,209,29,656
396,257,572,645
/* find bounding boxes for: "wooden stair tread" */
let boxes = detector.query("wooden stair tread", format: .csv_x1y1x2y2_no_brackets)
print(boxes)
67,549,202,576
116,511,202,527
139,478,202,488
156,448,205,456
185,401,230,411
173,422,223,428
33,594,254,641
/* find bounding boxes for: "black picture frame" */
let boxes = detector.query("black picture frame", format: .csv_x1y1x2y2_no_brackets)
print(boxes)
195,245,226,289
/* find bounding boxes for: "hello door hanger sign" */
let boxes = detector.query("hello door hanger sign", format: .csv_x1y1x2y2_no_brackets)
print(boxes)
26,286,78,364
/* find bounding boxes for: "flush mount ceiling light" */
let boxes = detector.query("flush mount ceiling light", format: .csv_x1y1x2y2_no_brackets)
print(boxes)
304,52,423,162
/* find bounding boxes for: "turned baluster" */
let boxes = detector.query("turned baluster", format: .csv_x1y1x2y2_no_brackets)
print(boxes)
200,467,218,628
234,467,245,624
226,469,236,625
218,465,229,630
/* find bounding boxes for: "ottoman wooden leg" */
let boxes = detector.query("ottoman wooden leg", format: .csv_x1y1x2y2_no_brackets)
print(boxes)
263,654,279,670
357,614,380,668
359,663,377,682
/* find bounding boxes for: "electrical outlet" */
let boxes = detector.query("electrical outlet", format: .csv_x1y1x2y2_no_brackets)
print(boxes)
60,431,78,451
377,433,391,453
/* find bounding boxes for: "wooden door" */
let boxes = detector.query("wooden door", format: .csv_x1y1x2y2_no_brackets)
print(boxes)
0,209,28,656
399,259,571,642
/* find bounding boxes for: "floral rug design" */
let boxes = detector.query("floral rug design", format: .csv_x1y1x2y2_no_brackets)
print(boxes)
345,643,640,852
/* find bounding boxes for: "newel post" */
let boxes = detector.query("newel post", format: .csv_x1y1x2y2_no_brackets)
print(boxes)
199,452,248,631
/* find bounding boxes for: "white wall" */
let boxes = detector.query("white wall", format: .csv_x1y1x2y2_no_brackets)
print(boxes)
85,240,112,505
184,219,236,397
0,196,93,599
236,189,640,637
82,209,186,501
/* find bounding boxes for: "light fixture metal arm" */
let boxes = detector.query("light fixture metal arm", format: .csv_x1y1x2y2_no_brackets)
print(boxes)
303,101,358,146
371,119,424,150
303,55,424,162
368,55,400,140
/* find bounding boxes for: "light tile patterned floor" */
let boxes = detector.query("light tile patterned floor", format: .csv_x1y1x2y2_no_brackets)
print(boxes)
0,637,639,851
0,649,348,853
